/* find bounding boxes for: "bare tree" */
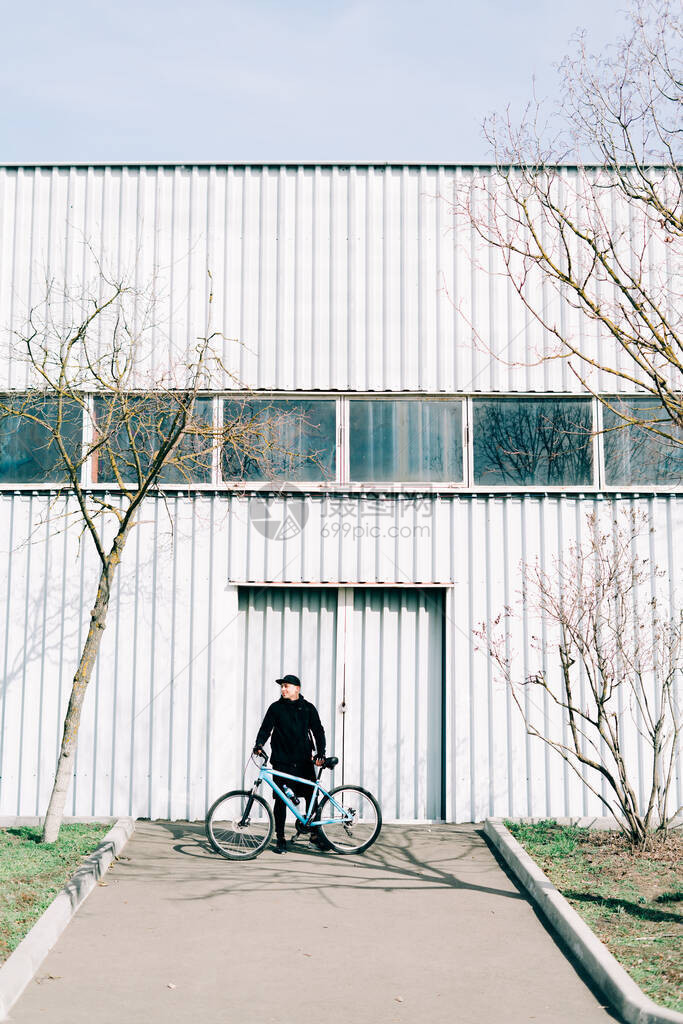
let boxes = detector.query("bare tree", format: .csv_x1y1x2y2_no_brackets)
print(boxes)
477,509,682,848
0,267,329,842
453,0,682,448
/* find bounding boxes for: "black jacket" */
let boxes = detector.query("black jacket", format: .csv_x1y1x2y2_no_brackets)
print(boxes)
255,695,326,767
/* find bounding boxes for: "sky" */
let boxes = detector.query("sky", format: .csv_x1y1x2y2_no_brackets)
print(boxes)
1,0,630,164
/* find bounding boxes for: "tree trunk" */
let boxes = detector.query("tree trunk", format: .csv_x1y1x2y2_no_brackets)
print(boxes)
42,527,129,843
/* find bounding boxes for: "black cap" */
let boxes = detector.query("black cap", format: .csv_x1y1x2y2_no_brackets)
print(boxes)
276,674,301,688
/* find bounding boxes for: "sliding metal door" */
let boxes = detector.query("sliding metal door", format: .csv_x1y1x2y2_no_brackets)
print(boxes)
236,587,339,773
238,585,444,821
341,588,444,821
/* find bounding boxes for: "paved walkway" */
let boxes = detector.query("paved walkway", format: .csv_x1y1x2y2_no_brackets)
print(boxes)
10,823,620,1024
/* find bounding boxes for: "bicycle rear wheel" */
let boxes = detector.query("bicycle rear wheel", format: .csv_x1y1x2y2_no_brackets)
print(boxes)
317,785,382,854
205,790,274,860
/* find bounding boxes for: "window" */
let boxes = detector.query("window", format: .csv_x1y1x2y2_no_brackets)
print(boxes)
473,398,593,486
602,397,683,486
3,391,680,492
222,399,336,482
0,394,83,483
349,398,463,482
93,395,214,484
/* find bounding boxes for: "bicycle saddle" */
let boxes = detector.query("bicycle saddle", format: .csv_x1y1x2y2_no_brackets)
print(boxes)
323,756,339,769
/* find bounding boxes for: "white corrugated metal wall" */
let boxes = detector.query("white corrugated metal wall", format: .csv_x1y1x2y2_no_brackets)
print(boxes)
0,165,680,822
1,491,680,821
0,164,652,394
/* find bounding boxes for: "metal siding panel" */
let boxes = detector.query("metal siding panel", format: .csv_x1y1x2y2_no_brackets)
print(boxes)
383,169,401,391
0,492,681,823
347,167,364,392
257,169,278,389
173,499,195,819
331,169,349,389
435,168,453,391
379,590,399,817
284,494,307,583
0,494,17,811
403,591,421,815
295,169,311,390
366,169,383,390
0,170,13,389
239,169,259,387
503,495,524,815
311,167,331,389
485,499,508,816
418,169,437,392
17,496,35,814
70,527,99,817
346,587,369,792
665,497,683,814
449,504,469,821
227,494,248,583
188,497,211,821
401,169,418,391
207,581,239,803
0,164,670,393
128,505,146,818
35,501,56,814
145,501,170,819
451,167,467,392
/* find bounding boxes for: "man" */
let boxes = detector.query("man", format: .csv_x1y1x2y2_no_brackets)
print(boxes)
253,673,328,854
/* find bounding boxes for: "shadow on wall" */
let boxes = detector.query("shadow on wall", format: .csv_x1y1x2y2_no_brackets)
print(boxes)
0,496,229,707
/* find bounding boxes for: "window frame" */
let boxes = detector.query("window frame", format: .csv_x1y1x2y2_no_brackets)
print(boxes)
90,392,216,488
470,394,596,490
345,395,467,487
221,394,340,486
600,393,683,489
0,390,87,487
0,390,680,495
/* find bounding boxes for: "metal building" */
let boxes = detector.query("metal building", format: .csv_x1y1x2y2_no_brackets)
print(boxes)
0,164,680,823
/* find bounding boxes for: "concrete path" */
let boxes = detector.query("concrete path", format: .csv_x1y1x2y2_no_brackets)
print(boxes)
10,822,620,1024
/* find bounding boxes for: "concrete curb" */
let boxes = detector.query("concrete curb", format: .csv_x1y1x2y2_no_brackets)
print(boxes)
484,818,683,1024
0,817,118,828
0,816,135,1021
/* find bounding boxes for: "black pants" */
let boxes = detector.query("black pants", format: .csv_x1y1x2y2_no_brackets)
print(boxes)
272,761,316,838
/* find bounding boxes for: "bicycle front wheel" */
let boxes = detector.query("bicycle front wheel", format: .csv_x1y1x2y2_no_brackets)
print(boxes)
205,790,274,860
317,785,382,854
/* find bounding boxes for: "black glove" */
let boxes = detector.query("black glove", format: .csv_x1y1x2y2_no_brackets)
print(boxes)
253,746,264,756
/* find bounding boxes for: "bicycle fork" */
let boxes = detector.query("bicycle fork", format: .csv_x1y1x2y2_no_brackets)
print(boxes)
238,779,262,827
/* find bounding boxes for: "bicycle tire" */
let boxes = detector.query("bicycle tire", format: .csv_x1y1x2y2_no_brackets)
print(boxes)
205,790,274,860
317,785,382,854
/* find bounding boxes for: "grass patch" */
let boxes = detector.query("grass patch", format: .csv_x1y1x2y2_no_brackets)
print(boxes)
0,824,110,965
505,819,683,1013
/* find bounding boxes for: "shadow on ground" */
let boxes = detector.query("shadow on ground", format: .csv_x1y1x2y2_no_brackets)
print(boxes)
146,820,532,900
129,819,621,1021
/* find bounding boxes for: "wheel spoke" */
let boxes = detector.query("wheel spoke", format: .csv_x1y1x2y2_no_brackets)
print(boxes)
206,791,273,860
319,786,381,854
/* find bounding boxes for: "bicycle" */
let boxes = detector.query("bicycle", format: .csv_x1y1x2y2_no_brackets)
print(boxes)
205,752,382,860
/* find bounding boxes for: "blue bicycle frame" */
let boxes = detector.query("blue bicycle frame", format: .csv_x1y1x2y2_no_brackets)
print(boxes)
252,764,348,828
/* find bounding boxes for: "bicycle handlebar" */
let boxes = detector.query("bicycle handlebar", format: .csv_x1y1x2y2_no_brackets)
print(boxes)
252,749,333,773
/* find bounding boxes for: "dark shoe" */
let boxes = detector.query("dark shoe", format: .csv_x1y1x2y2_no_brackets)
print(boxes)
274,836,287,854
309,832,329,851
